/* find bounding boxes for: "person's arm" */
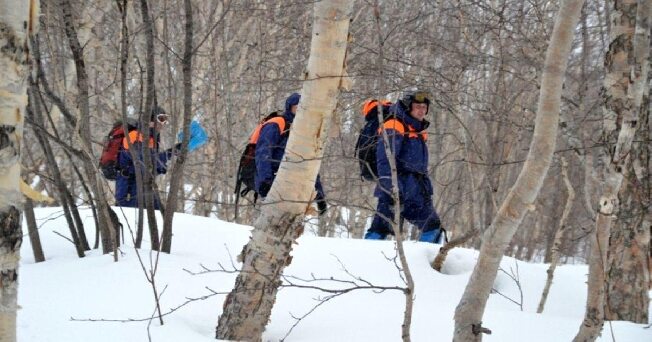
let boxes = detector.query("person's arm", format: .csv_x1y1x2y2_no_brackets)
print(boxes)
376,120,405,201
118,148,135,177
155,148,173,175
255,123,281,196
314,174,327,215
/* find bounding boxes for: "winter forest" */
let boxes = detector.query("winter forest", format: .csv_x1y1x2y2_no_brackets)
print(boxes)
1,0,651,341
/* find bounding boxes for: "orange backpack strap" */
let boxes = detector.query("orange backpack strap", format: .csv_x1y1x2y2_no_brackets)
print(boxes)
362,99,392,117
362,99,379,117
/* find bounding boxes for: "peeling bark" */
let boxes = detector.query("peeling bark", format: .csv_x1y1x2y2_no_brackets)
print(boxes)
604,0,651,324
215,1,353,340
575,0,651,340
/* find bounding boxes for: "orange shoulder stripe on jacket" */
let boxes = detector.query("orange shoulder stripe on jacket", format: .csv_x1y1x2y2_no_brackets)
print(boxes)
122,131,155,149
382,119,406,134
264,116,286,133
249,117,286,144
248,125,264,144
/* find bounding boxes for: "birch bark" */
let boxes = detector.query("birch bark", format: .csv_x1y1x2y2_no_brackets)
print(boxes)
0,1,39,340
575,0,651,339
453,1,584,340
215,1,353,340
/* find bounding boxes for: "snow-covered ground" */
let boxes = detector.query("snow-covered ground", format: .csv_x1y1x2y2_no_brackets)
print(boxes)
19,207,652,341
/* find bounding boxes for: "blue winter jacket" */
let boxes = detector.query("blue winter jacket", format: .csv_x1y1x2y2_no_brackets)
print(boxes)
255,93,325,198
374,102,433,201
117,128,170,176
115,128,171,208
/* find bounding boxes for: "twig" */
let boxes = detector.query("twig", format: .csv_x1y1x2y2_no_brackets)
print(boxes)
280,292,346,342
52,231,75,245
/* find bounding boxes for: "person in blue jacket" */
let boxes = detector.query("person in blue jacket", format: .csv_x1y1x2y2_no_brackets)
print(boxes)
254,93,327,214
364,91,443,243
116,106,177,209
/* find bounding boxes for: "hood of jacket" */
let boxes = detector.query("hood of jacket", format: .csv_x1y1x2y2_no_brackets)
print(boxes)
283,93,301,123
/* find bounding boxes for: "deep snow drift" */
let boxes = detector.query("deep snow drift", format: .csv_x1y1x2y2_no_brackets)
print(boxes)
18,207,652,341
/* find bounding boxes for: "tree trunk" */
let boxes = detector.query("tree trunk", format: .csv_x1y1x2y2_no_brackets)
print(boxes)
215,1,353,340
0,1,39,340
23,198,45,262
161,0,193,253
538,156,575,313
453,1,584,341
27,93,85,257
60,0,117,257
575,0,651,340
137,0,160,251
603,0,652,325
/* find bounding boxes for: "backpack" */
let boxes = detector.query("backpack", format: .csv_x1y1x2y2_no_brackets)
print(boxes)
234,111,291,202
354,99,394,181
99,119,137,180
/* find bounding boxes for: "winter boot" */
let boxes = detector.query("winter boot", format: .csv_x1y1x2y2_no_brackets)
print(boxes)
364,231,386,240
419,229,442,244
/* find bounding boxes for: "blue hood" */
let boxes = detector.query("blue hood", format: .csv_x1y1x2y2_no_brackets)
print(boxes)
283,93,301,122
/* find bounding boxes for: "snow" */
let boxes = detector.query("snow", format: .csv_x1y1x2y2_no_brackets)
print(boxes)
19,207,652,341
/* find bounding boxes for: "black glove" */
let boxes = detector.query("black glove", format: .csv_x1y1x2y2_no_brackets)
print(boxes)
258,182,272,198
317,198,328,216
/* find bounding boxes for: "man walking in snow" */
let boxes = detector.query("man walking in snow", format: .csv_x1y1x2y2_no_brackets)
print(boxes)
254,93,327,215
364,91,444,243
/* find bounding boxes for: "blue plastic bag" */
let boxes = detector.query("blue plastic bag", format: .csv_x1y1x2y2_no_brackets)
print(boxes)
177,120,208,152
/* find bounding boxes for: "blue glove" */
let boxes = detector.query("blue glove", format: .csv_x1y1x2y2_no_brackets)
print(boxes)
177,120,208,152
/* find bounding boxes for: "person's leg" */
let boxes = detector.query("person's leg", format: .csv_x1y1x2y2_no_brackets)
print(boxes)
365,198,394,240
115,176,136,207
403,198,442,243
122,177,138,207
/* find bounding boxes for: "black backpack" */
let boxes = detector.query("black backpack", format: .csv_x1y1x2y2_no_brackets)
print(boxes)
99,119,137,180
354,100,394,181
234,111,290,209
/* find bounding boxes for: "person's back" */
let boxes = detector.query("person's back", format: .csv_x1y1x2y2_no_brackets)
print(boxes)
254,93,327,214
254,93,299,197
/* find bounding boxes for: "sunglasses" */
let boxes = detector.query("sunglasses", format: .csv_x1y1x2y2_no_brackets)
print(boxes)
156,114,169,124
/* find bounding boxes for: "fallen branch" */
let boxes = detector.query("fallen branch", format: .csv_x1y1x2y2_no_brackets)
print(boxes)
431,227,479,271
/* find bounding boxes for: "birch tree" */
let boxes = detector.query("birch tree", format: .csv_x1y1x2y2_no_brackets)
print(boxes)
604,0,651,324
0,0,39,340
215,1,353,340
453,1,585,340
575,0,651,340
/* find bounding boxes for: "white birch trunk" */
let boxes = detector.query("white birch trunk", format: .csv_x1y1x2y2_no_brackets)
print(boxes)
0,1,39,340
453,1,584,340
215,1,353,341
575,0,651,339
